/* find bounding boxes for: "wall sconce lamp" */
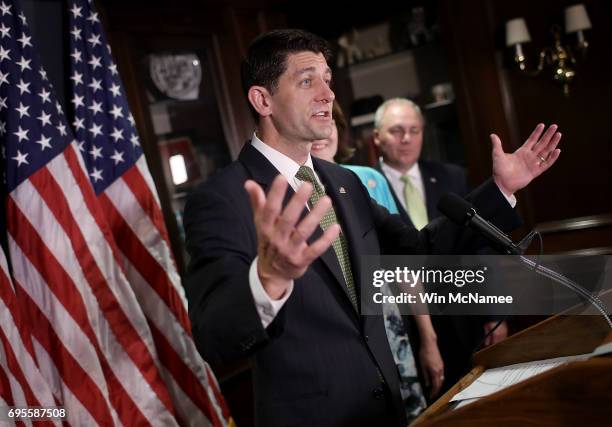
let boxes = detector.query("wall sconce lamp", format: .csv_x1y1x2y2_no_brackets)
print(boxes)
505,3,592,97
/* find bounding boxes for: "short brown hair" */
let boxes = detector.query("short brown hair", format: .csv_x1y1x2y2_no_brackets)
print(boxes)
241,29,333,121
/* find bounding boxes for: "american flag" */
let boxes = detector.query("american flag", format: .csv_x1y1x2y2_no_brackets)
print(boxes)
0,246,61,426
1,0,179,424
67,0,231,425
0,0,230,425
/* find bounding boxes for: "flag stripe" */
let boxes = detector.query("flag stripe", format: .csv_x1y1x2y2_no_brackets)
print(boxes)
10,279,114,425
0,343,17,406
21,290,117,426
149,323,222,426
0,259,36,375
45,152,164,367
63,143,134,271
30,337,103,426
7,200,152,426
98,196,228,422
7,195,111,388
100,196,228,425
0,331,58,427
0,333,59,427
203,364,231,421
18,167,179,424
119,253,230,424
0,249,67,427
136,157,162,206
100,187,189,328
0,303,40,407
0,361,27,427
56,148,191,425
0,330,35,406
123,161,172,249
157,365,214,427
64,143,137,269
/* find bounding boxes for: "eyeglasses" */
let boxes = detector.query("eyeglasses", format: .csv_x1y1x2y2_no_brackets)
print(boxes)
387,127,423,139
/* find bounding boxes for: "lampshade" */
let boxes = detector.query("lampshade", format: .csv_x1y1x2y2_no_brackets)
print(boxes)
565,4,592,33
506,18,531,46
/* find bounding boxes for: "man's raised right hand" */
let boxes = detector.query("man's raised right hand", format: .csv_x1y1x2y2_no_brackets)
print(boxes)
244,175,340,300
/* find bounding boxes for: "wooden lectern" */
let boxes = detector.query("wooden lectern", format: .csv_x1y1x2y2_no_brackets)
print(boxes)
412,315,612,426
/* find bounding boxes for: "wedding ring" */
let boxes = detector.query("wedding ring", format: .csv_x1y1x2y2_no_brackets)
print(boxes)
538,155,546,163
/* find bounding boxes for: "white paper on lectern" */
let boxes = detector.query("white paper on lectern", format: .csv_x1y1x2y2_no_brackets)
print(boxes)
453,398,479,409
450,353,591,402
591,342,612,358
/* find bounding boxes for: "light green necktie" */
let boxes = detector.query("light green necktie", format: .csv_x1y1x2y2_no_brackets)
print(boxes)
295,166,358,311
400,175,428,230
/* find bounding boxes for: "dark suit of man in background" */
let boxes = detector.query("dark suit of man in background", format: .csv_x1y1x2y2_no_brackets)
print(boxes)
373,98,514,393
183,30,561,427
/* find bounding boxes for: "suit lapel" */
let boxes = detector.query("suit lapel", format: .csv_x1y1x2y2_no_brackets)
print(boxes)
375,162,414,227
420,160,441,220
314,159,371,316
239,142,297,207
306,226,353,314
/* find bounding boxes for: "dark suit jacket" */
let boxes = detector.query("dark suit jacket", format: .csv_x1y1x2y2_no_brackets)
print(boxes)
375,159,468,227
376,159,505,393
183,144,520,427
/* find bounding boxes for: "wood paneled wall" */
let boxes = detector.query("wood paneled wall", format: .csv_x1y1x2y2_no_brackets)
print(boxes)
439,0,612,253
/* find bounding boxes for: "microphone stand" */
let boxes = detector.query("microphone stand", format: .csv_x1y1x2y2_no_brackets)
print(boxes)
514,229,612,329
475,229,612,353
516,254,612,330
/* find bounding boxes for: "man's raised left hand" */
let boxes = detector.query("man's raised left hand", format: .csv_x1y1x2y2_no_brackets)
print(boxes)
491,123,561,197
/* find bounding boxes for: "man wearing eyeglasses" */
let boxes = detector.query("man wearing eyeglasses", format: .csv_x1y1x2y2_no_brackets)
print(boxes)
373,97,509,395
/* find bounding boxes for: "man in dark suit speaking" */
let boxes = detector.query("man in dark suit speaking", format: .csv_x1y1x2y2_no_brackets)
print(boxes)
183,29,561,427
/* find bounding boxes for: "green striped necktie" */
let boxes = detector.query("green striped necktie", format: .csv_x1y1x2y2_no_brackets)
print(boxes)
295,165,358,311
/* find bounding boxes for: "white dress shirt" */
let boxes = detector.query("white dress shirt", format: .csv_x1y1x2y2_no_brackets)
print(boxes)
249,133,322,328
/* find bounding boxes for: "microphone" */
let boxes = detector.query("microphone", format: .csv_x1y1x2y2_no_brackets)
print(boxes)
437,193,522,255
438,193,612,330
